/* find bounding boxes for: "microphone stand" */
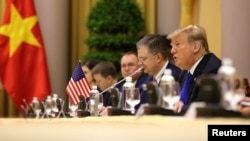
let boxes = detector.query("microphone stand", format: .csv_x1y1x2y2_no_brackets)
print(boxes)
84,67,144,111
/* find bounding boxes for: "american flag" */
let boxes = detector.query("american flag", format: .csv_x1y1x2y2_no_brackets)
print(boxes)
66,62,91,104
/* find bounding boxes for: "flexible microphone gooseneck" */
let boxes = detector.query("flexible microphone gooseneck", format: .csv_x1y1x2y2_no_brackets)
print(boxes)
98,66,144,95
84,67,144,111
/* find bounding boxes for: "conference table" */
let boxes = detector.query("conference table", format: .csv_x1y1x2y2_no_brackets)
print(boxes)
0,115,249,141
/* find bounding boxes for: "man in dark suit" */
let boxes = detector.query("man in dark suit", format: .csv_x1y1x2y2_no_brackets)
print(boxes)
136,34,182,109
97,52,150,115
115,51,150,92
167,25,222,115
91,61,118,107
115,51,151,111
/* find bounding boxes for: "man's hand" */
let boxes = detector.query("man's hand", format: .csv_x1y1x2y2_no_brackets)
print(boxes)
173,101,184,113
237,97,250,116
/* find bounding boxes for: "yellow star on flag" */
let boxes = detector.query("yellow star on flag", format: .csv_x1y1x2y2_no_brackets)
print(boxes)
0,4,41,57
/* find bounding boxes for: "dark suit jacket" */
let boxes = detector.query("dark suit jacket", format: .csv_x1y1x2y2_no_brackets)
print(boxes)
135,62,182,110
179,53,222,115
103,91,112,107
144,62,182,85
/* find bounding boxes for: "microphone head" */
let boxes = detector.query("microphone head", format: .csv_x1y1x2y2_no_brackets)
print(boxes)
138,67,144,72
197,74,222,104
56,98,63,111
110,88,120,108
20,105,28,116
78,95,87,111
41,102,46,113
22,98,30,109
144,82,159,105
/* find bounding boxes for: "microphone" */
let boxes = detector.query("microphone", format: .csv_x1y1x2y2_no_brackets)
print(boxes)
84,67,144,111
56,98,66,118
99,66,144,95
22,98,29,109
23,98,35,115
143,82,159,105
78,95,90,117
78,95,87,111
110,88,120,108
20,105,28,117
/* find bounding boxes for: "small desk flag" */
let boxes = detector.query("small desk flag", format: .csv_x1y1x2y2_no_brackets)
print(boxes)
66,62,91,104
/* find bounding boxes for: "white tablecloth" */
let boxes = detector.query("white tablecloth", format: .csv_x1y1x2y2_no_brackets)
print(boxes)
0,116,249,141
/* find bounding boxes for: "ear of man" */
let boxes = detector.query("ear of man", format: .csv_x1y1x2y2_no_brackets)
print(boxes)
193,41,202,53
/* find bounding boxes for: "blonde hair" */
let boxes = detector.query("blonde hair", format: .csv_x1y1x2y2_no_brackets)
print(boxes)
167,25,210,53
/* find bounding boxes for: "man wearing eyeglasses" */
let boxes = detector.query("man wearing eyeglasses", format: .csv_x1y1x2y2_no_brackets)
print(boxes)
136,34,182,84
98,51,151,115
136,34,182,110
115,51,151,109
118,51,150,89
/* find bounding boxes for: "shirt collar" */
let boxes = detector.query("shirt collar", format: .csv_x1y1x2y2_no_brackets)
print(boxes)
189,56,203,75
155,61,169,84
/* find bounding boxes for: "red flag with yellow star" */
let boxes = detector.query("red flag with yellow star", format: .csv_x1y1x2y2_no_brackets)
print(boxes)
0,0,51,113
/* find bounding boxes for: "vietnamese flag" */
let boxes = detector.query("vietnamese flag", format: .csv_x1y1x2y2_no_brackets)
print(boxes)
0,0,51,113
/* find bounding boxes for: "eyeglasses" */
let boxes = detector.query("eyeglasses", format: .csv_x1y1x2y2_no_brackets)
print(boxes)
121,63,137,68
138,53,157,62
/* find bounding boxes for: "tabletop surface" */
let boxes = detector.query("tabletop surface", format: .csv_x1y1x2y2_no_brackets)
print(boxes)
0,115,249,141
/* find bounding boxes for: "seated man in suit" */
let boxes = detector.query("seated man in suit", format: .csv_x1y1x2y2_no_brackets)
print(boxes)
116,51,151,110
136,34,182,109
117,51,149,90
97,51,151,115
167,25,222,115
91,61,118,107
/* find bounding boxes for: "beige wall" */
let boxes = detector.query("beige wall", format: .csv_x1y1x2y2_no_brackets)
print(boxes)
34,0,69,102
157,0,222,58
221,0,250,80
157,0,181,35
198,0,222,58
157,0,250,80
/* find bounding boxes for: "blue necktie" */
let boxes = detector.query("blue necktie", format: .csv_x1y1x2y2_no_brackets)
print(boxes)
180,72,192,105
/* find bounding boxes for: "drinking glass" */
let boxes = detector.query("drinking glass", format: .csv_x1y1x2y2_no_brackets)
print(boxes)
162,82,180,110
69,102,78,117
125,88,140,114
97,94,104,111
32,99,42,119
51,94,59,115
44,96,53,118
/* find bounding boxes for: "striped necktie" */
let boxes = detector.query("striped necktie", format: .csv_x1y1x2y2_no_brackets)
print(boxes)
180,72,193,105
